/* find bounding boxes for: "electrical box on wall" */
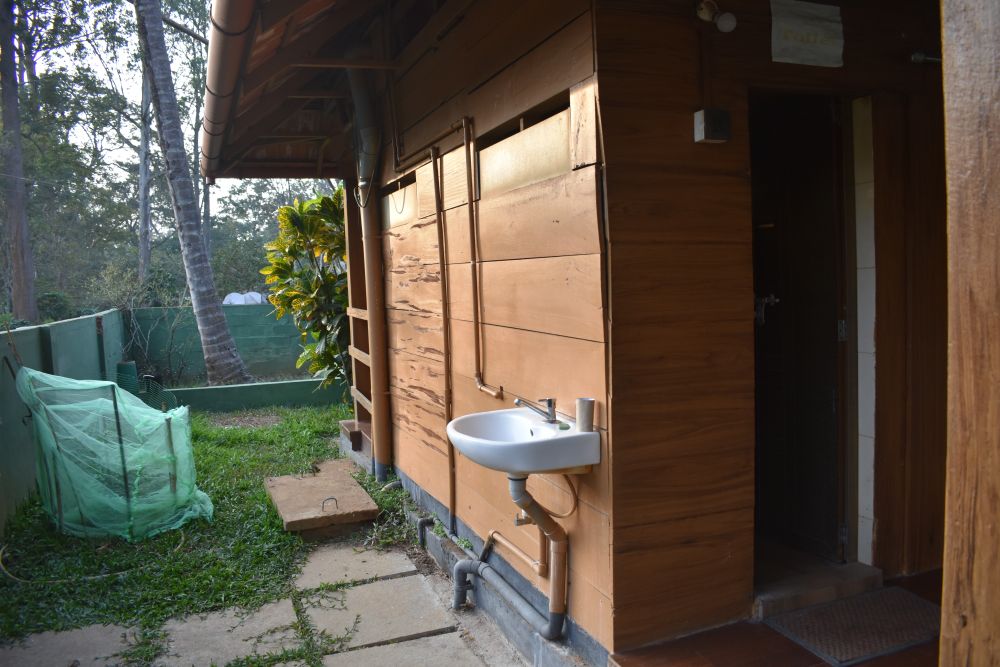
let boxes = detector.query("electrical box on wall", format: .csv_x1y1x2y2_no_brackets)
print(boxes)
694,108,731,143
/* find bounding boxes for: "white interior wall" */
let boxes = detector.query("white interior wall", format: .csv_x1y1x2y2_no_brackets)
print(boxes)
852,97,876,565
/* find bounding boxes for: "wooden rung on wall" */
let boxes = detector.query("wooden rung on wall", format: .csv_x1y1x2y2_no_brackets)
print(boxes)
349,345,371,367
351,387,374,414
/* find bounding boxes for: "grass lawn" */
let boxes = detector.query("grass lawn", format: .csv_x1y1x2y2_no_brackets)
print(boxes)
0,404,413,664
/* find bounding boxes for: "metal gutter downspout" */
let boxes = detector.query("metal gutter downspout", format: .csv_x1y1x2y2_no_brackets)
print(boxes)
200,0,257,180
348,67,392,482
453,476,568,640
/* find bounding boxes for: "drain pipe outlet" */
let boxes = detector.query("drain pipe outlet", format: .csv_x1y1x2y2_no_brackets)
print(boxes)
416,517,435,548
452,476,568,640
452,559,566,640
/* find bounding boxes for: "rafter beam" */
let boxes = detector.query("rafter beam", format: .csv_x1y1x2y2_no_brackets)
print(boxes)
230,160,340,168
259,0,313,33
222,96,347,175
242,2,372,94
222,99,314,171
257,133,330,140
294,57,396,70
233,69,318,135
288,90,347,99
222,162,345,179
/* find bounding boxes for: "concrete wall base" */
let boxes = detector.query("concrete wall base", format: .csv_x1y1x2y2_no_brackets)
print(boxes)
398,472,608,667
339,427,375,476
172,378,345,412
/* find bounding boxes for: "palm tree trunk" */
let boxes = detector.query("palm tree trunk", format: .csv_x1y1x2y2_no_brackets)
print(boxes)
134,0,250,385
137,62,152,282
0,0,38,322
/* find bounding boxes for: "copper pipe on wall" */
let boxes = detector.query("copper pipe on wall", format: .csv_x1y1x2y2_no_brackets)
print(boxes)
483,529,549,578
388,117,503,398
430,146,457,531
508,478,568,619
454,477,568,639
460,117,503,399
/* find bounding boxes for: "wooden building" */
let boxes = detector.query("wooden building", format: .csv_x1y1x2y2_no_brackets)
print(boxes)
201,0,999,663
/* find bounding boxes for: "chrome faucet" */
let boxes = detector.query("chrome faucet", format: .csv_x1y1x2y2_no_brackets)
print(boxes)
514,397,558,423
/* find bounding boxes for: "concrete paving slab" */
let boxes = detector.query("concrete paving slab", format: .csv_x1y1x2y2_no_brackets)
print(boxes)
421,571,528,667
161,599,300,666
321,631,483,666
306,575,455,649
266,459,378,532
0,624,129,667
296,544,416,589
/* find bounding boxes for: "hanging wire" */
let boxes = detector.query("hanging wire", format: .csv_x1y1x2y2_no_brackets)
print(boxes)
389,180,407,214
352,146,380,209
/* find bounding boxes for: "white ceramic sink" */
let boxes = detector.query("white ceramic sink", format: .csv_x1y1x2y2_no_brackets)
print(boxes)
446,408,600,476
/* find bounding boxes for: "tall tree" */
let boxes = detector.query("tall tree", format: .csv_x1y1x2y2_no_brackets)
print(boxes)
134,0,250,384
1,0,37,321
137,62,152,280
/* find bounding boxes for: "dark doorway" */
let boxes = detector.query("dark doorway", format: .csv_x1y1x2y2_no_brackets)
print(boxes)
750,93,847,568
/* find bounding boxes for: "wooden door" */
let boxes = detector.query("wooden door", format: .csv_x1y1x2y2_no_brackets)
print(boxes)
751,93,846,562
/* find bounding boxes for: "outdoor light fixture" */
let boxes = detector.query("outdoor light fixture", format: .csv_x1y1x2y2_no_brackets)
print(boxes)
694,108,732,143
697,0,738,33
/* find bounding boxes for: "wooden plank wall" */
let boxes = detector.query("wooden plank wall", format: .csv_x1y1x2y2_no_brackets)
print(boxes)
940,0,1000,662
872,92,948,576
594,0,945,650
376,0,615,648
595,7,756,649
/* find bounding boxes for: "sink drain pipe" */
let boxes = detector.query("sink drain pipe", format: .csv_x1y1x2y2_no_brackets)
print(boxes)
453,476,568,640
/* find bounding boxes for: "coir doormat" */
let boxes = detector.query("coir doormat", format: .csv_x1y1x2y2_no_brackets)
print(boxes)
765,587,940,665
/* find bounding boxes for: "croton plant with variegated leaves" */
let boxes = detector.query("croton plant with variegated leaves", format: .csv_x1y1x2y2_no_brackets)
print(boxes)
261,186,350,393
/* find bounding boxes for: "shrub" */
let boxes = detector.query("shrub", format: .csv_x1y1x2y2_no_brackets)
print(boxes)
0,312,32,330
37,291,73,322
261,186,350,393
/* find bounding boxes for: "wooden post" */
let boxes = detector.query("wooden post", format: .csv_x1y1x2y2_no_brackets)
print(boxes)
165,416,177,497
940,0,1000,663
357,181,393,481
110,388,133,541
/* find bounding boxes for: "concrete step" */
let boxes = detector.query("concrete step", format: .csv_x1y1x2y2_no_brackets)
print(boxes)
753,545,883,620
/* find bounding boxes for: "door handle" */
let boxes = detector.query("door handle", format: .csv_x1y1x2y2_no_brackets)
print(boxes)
755,294,780,325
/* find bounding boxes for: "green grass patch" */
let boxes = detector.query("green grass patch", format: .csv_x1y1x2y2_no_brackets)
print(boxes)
0,405,351,645
352,474,415,549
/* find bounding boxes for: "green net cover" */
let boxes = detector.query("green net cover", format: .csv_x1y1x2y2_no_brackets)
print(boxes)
15,367,213,541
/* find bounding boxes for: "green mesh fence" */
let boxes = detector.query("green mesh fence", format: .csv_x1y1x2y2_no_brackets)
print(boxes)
15,367,213,541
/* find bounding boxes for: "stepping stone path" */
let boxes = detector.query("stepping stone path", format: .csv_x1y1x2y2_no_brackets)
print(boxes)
160,599,299,666
295,543,416,589
2,542,510,666
0,624,129,667
321,632,483,666
304,575,455,649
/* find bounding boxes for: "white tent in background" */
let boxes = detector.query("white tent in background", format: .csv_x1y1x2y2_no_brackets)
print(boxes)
223,292,265,305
